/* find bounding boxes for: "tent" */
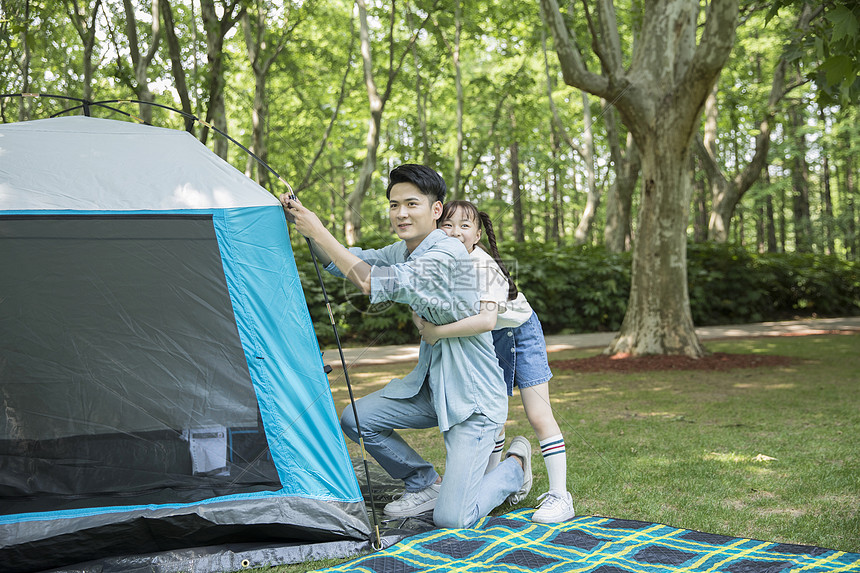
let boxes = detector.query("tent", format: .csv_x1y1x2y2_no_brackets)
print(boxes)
0,116,370,572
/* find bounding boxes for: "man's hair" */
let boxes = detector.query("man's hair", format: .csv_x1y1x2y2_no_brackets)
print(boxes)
386,164,447,204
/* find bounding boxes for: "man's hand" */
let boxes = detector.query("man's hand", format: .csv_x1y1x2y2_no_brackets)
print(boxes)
281,195,324,240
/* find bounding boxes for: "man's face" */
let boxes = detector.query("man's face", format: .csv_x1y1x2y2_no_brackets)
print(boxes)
388,182,442,251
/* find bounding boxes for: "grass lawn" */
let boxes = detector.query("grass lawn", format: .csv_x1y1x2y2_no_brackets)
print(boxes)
271,333,859,572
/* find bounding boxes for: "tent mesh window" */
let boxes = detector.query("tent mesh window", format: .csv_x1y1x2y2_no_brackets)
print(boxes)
0,215,281,515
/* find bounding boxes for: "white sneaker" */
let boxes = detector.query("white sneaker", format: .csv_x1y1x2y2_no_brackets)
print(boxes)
383,483,441,517
504,436,533,505
532,490,575,523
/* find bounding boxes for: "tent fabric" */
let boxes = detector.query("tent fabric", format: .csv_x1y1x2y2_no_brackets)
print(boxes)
315,509,860,573
0,116,274,211
0,116,370,572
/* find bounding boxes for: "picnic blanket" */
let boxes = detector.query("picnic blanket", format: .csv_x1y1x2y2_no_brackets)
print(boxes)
313,508,859,572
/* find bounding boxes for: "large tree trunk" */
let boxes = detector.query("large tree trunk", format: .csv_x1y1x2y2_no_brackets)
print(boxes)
610,130,704,356
541,0,738,357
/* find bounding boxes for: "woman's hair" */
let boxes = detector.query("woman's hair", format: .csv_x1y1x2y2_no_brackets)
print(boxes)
439,200,518,301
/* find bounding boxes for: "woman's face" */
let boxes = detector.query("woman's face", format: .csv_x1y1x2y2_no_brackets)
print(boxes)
439,207,481,252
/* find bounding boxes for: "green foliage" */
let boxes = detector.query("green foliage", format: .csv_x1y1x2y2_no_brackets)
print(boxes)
497,243,632,335
294,239,858,348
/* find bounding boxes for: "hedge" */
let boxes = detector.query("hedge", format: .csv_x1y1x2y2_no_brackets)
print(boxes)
291,240,860,348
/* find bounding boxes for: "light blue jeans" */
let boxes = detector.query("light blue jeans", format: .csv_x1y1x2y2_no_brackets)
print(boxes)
340,381,524,528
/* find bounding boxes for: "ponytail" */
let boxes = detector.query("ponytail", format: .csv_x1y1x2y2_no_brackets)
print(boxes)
478,211,518,301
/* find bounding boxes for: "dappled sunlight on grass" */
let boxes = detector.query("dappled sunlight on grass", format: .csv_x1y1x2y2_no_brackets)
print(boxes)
319,333,858,552
702,452,780,474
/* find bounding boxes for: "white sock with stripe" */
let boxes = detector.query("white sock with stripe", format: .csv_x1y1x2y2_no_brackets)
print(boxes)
540,434,567,493
485,433,506,473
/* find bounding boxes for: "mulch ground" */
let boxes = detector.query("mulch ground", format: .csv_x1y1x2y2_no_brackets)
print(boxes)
552,352,794,373
551,329,859,373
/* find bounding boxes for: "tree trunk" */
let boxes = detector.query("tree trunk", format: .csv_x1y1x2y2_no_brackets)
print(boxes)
610,134,704,356
200,0,243,159
693,154,708,242
345,108,382,245
241,4,294,191
573,92,599,245
66,0,101,102
778,172,787,252
510,124,525,242
452,0,463,199
700,6,812,243
550,126,562,244
18,0,31,122
161,0,195,133
821,150,835,255
493,141,504,243
603,106,639,252
345,0,425,244
407,9,429,163
819,108,835,255
122,0,160,124
844,144,857,259
765,196,778,253
345,0,384,245
788,105,813,252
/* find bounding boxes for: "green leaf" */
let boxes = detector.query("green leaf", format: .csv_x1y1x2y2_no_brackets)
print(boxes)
820,54,854,86
826,6,859,45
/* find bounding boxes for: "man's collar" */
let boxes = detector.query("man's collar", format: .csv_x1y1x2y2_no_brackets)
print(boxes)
405,229,448,260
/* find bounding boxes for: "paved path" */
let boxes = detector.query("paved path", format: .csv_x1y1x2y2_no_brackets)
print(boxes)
322,316,860,369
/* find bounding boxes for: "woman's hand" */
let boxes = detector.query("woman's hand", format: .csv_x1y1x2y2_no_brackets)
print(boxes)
412,311,425,332
421,323,441,346
412,311,438,345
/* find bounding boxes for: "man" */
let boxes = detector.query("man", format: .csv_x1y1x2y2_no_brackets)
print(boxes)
282,164,531,528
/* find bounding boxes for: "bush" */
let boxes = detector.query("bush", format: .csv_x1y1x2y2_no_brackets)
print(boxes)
291,239,860,346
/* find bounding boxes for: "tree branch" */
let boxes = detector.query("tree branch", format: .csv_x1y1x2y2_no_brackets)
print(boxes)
539,0,610,97
297,13,356,192
543,29,585,157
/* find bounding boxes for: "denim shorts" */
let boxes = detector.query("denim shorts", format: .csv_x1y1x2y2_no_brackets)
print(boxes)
491,311,553,396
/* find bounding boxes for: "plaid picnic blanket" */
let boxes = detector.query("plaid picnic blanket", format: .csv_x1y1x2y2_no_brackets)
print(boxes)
314,509,859,572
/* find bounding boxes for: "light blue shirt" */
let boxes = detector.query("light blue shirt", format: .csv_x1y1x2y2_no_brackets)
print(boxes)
326,229,507,431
